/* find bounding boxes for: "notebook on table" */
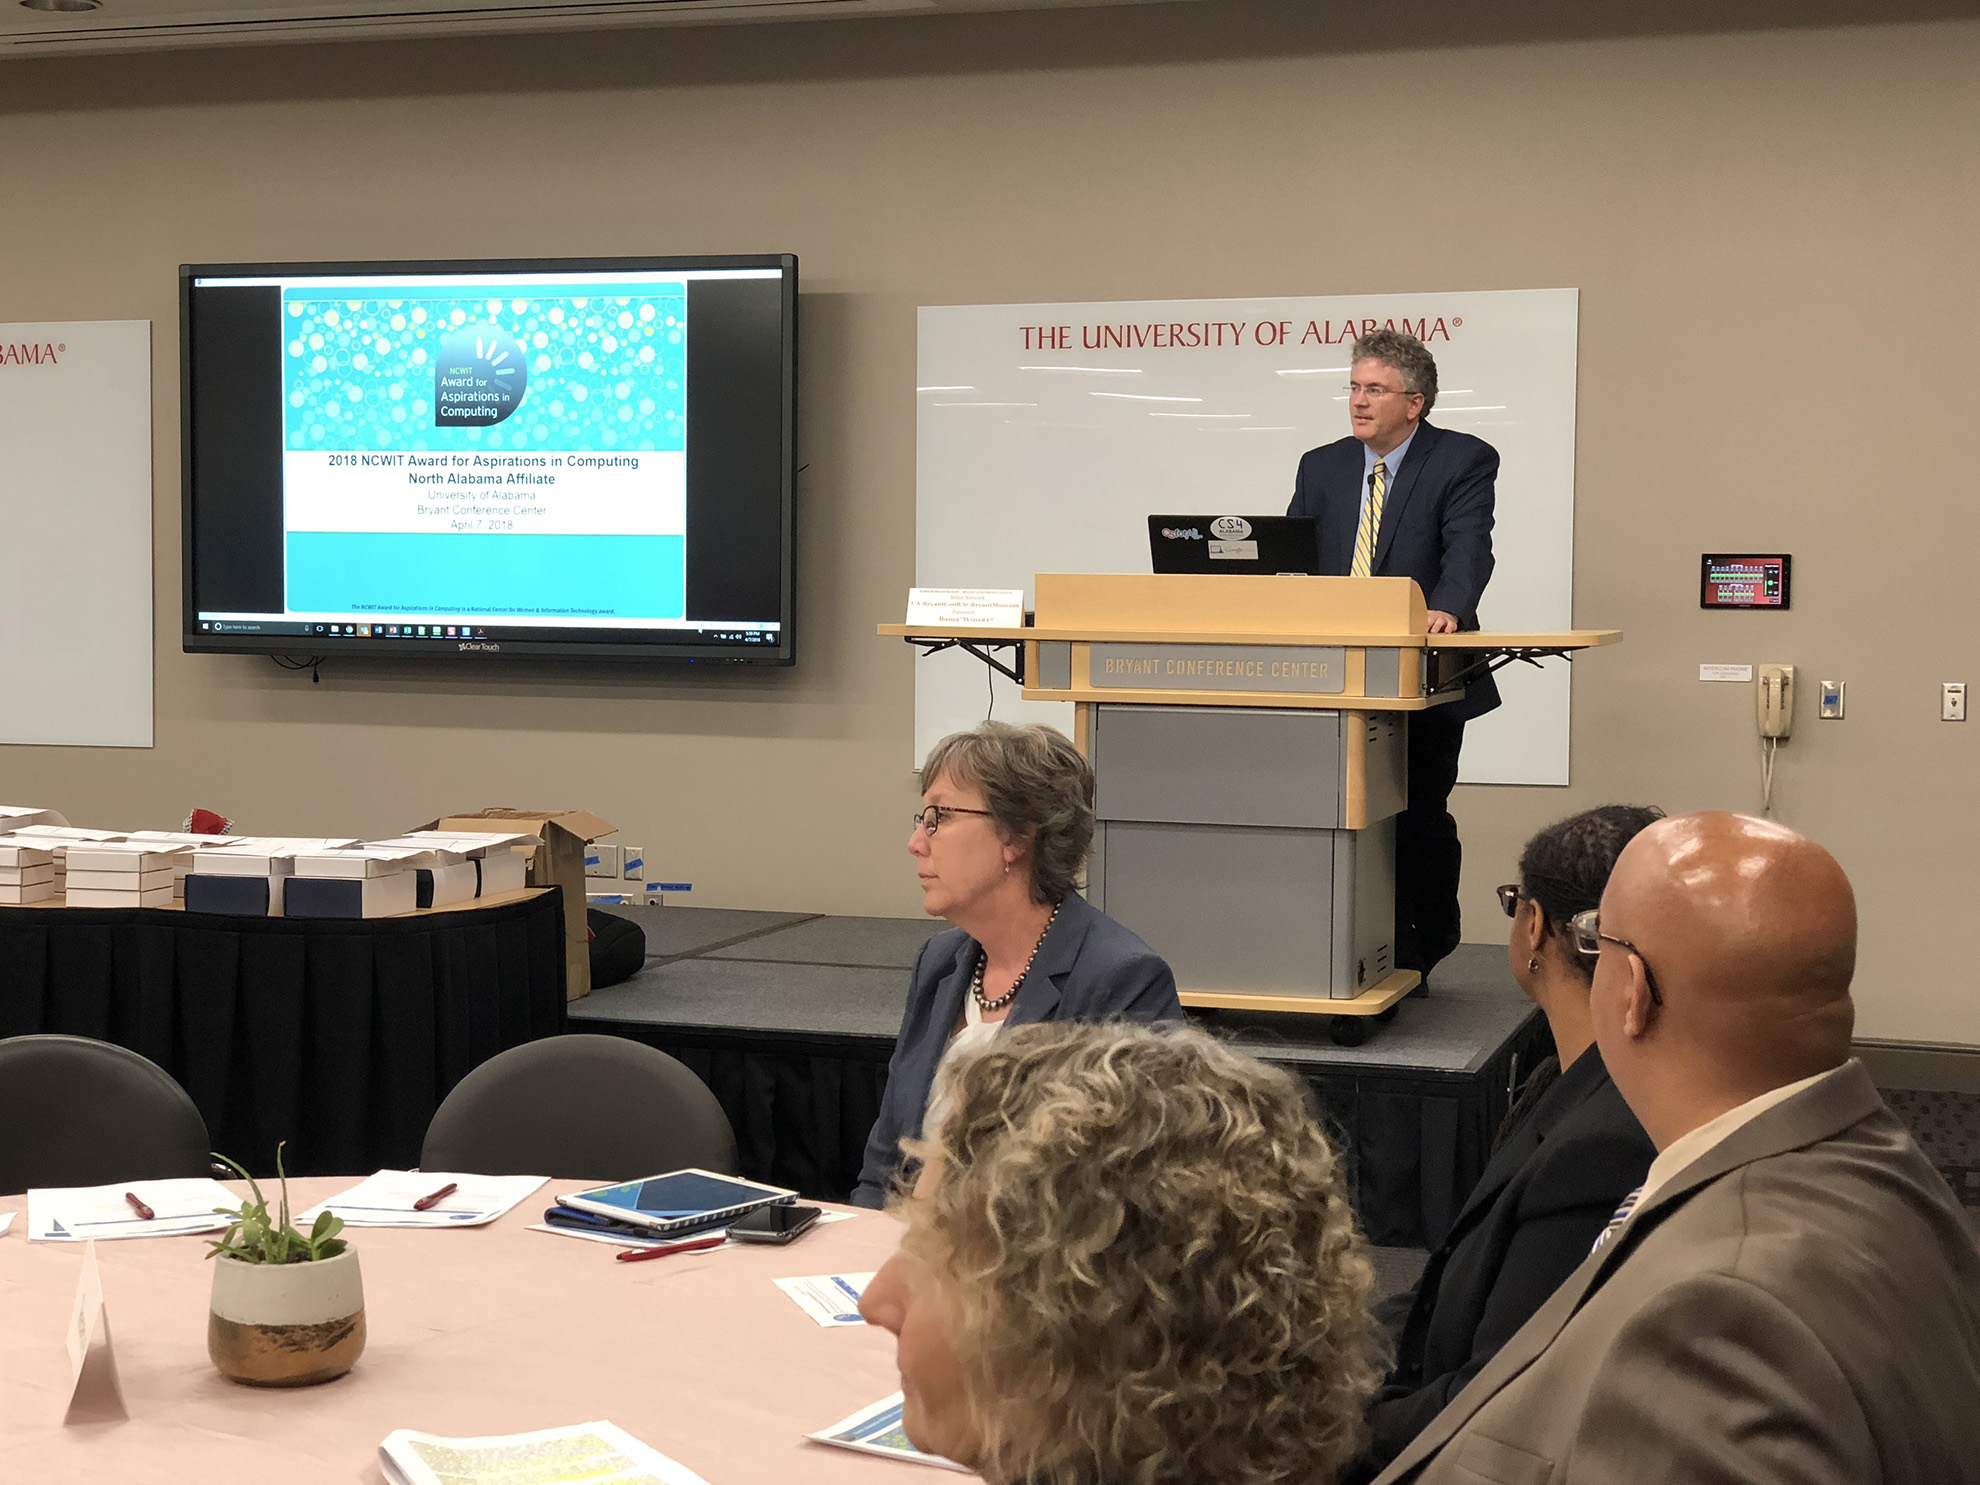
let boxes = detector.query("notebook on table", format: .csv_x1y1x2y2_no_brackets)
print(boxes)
558,1168,795,1236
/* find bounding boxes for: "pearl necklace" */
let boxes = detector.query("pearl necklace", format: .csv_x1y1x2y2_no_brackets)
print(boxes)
972,901,1062,1013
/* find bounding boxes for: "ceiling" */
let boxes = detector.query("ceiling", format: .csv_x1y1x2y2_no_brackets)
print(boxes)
0,0,1190,57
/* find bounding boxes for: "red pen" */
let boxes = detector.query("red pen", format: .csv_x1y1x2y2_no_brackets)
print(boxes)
615,1234,726,1263
124,1191,156,1221
412,1182,458,1212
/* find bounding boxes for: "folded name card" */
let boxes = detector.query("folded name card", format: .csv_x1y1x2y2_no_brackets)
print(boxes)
65,1241,127,1424
905,588,1025,629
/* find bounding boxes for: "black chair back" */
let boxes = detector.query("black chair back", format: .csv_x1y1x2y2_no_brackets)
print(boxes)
0,1034,213,1197
420,1033,739,1181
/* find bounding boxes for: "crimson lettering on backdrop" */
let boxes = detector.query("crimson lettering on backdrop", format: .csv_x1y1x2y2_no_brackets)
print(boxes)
915,289,1578,786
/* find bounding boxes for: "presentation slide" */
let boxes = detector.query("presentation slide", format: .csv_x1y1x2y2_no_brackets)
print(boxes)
280,280,688,625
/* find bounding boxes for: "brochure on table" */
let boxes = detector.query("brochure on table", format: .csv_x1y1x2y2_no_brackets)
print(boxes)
810,1392,968,1471
380,1420,711,1485
298,1171,548,1228
27,1178,236,1242
774,1272,875,1327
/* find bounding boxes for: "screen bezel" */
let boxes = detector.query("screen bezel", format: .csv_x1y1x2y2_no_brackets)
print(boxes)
1699,553,1792,610
179,253,797,665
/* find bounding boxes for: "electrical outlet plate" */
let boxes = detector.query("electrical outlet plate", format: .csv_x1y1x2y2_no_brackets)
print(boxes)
1757,663,1795,739
1818,681,1845,719
1946,683,1968,722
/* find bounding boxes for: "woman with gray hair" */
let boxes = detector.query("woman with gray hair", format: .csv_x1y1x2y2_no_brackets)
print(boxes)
850,722,1180,1207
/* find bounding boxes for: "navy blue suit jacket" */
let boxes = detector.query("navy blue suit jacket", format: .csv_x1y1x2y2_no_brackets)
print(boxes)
850,892,1180,1207
1287,420,1501,720
1346,1044,1655,1482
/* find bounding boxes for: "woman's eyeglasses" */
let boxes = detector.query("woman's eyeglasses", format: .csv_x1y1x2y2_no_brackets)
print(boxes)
1496,884,1522,917
911,805,994,837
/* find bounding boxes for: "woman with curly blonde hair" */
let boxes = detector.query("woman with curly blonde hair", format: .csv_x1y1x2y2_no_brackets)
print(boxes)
859,1020,1386,1485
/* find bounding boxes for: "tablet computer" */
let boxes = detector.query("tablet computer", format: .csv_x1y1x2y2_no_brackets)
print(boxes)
560,1168,796,1236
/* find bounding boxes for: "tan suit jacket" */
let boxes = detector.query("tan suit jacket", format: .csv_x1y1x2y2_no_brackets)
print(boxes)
1371,1060,1980,1485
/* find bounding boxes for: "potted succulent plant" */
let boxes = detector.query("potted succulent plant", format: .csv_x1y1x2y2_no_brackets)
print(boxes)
205,1144,365,1387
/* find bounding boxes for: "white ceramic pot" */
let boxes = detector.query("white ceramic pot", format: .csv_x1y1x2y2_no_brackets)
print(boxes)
208,1248,366,1387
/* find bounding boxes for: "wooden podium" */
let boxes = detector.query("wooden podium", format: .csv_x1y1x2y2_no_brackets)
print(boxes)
882,575,1619,1025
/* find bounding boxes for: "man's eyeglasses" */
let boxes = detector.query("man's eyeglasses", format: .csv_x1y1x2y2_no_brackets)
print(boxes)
1568,909,1665,1007
1344,382,1415,399
1496,884,1522,918
911,805,994,837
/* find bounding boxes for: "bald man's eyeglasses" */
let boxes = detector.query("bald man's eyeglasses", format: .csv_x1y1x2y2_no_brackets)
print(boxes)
1569,910,1664,1007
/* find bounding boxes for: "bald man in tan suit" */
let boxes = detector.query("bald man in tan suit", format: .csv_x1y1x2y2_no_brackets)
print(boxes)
1372,813,1980,1485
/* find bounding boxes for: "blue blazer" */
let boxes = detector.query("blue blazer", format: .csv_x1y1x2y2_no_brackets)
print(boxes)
850,892,1181,1207
1287,421,1501,721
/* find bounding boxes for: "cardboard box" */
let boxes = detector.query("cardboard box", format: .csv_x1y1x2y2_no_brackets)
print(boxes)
0,844,55,870
0,864,55,888
420,809,616,999
0,880,58,905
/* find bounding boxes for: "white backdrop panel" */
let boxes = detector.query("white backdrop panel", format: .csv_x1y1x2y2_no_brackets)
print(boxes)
914,289,1578,784
0,321,154,748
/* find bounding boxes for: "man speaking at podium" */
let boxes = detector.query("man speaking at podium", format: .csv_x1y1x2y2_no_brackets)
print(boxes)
1288,329,1498,982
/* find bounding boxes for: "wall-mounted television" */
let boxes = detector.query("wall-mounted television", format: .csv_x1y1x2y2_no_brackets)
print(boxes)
181,254,796,665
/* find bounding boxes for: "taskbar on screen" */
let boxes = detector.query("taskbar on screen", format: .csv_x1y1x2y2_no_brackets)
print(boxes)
195,618,780,647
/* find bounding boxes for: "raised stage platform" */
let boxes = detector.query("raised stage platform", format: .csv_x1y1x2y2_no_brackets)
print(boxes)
576,907,1549,1247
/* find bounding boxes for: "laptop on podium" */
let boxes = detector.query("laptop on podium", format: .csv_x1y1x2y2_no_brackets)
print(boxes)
1148,514,1322,575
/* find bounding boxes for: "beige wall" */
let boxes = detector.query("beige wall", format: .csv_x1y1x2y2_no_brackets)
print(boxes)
2,4,1975,1042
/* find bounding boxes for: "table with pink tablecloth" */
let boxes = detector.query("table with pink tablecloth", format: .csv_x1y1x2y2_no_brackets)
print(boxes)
0,1178,914,1482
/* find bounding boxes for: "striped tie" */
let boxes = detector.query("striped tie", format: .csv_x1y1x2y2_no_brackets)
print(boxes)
1352,459,1388,578
1590,1184,1645,1256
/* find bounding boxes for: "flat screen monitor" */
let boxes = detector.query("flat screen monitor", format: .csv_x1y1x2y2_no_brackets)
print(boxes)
181,254,796,664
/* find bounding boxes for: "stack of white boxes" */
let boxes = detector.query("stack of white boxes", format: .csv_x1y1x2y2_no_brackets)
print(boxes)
0,841,58,905
2,825,127,897
64,844,192,908
0,820,549,920
127,829,243,903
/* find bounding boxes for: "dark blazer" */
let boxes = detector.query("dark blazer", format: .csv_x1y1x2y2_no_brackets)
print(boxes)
850,891,1180,1207
1372,1060,1980,1485
1346,1046,1655,1483
1287,421,1500,720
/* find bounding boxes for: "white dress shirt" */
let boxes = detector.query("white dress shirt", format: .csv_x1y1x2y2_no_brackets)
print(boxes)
1636,1064,1844,1207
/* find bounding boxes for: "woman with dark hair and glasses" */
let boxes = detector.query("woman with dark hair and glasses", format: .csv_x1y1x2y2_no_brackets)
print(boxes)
1343,805,1663,1483
850,722,1180,1208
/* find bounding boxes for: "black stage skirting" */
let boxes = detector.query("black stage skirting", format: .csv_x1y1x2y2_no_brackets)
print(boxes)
0,888,567,1178
576,909,1551,1249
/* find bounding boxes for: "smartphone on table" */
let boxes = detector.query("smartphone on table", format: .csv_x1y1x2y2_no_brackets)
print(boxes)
727,1203,823,1244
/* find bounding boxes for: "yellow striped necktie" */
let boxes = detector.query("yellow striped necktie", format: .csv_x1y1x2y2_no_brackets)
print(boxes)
1352,458,1388,578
